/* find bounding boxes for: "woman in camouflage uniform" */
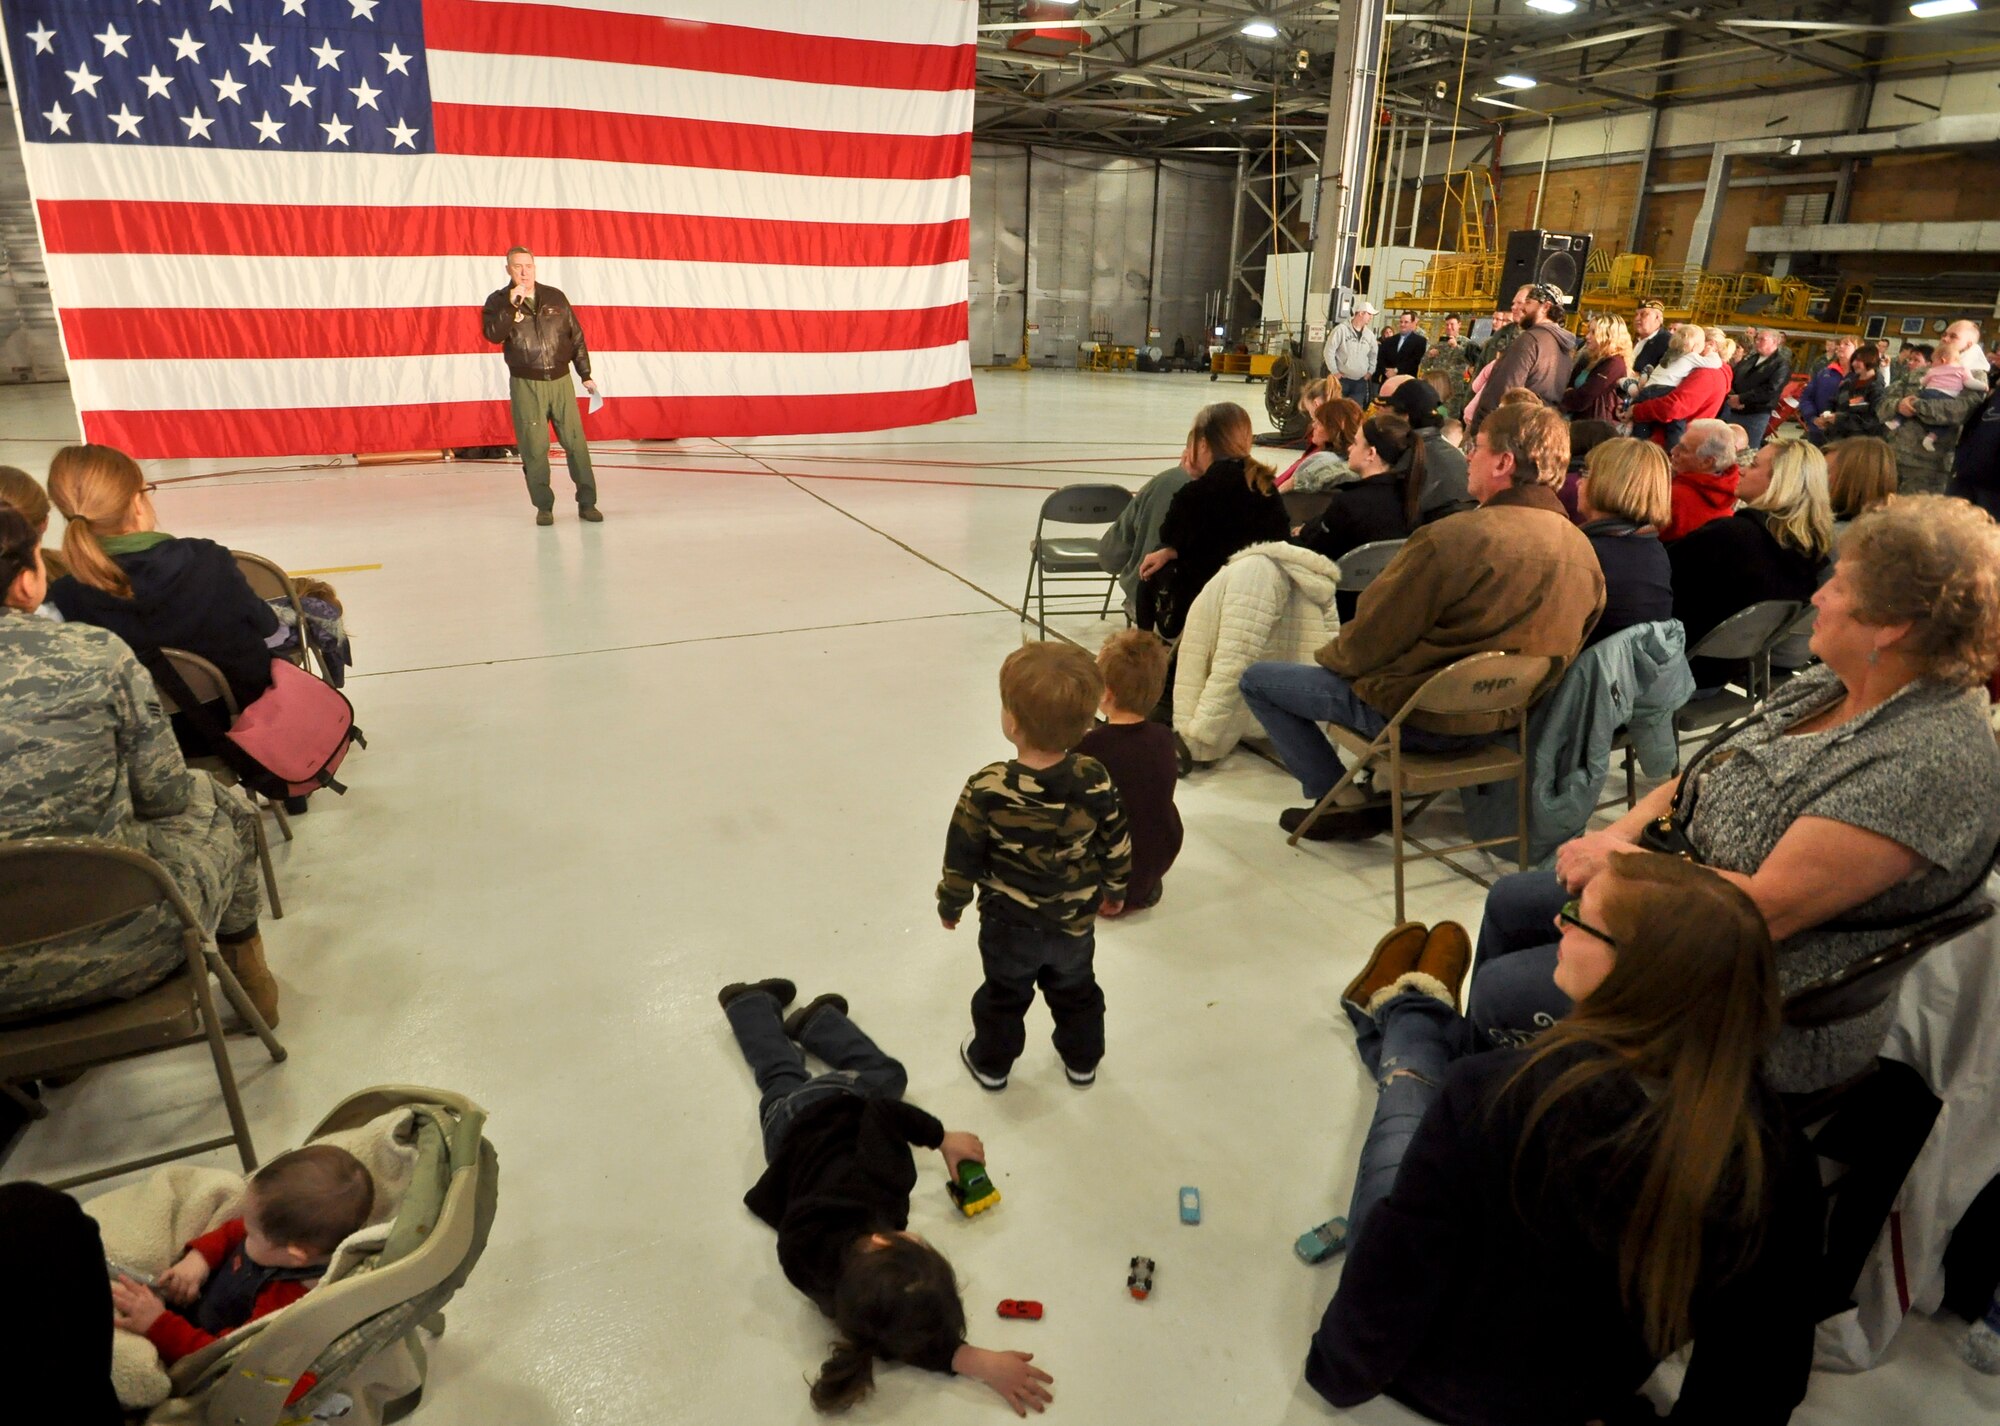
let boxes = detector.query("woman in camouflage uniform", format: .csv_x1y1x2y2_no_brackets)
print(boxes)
0,507,277,1025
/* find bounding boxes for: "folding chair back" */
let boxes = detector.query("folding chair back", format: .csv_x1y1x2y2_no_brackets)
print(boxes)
1023,483,1135,636
1403,650,1558,721
1769,602,1819,674
1687,597,1800,664
152,650,287,919
233,549,319,677
1784,903,1994,1029
0,838,285,1190
1336,539,1405,594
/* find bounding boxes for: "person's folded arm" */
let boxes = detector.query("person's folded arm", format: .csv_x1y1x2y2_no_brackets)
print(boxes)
1710,816,1928,942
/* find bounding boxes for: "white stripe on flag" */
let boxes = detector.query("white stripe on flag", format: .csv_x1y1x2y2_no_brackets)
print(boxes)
428,51,973,138
46,253,969,313
22,146,972,228
66,344,974,412
466,0,976,48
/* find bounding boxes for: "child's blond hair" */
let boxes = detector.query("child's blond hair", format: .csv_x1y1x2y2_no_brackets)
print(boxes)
1000,642,1103,752
1096,629,1171,715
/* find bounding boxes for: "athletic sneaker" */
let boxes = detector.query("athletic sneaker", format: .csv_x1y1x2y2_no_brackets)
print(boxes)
960,1033,1007,1091
1063,1062,1096,1088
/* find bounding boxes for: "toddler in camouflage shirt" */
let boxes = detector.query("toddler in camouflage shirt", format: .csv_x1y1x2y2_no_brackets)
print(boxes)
939,642,1133,1091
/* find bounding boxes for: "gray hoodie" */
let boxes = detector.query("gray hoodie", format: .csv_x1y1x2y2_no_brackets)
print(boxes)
1471,319,1579,433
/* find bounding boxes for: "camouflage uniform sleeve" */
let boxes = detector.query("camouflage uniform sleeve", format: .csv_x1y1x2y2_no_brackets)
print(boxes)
109,640,193,819
936,775,990,924
1082,760,1133,900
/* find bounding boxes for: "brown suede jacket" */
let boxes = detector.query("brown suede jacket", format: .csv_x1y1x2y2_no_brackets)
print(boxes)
1314,483,1606,734
481,282,592,382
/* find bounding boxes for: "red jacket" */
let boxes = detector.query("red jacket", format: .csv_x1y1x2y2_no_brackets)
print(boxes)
1662,466,1741,543
1631,361,1732,432
145,1219,318,1405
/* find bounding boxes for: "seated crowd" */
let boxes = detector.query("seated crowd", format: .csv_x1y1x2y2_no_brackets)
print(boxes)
7,318,2000,1423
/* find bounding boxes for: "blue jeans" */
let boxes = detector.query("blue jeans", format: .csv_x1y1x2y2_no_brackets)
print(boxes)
967,914,1104,1076
1340,377,1371,405
1342,991,1482,1246
1465,869,1572,1048
1238,661,1491,801
724,990,908,1162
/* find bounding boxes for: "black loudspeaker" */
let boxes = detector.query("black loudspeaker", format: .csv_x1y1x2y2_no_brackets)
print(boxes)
1501,229,1592,305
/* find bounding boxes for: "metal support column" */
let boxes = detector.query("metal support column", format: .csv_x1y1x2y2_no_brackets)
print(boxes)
1308,0,1390,352
1624,106,1662,255
1372,120,1398,254
1222,150,1248,334
1407,120,1432,248
1144,157,1162,341
1531,117,1554,229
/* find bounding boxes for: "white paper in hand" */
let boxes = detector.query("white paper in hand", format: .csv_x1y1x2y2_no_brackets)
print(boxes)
588,386,606,416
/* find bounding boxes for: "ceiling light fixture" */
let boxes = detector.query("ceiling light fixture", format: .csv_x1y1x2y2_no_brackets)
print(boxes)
1230,91,1252,100
1910,0,1976,15
1496,74,1538,88
1241,20,1280,39
1526,0,1578,12
1474,94,1529,110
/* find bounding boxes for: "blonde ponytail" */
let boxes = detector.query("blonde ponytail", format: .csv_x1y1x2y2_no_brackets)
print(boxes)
47,444,145,599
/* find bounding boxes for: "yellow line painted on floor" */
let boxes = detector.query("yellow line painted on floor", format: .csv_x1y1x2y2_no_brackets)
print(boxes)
287,564,382,576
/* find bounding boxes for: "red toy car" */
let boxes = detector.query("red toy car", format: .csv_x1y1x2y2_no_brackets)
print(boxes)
998,1299,1043,1320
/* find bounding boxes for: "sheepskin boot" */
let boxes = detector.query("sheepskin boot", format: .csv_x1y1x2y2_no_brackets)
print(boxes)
215,929,280,1028
1415,922,1474,1009
1343,922,1430,1008
1363,970,1457,1019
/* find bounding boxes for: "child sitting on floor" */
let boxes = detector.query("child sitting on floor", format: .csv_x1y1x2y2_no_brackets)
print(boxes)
940,642,1132,1092
1077,630,1181,917
718,979,1052,1414
109,1145,373,1370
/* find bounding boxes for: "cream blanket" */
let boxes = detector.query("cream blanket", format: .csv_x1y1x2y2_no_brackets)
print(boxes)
88,1107,422,1411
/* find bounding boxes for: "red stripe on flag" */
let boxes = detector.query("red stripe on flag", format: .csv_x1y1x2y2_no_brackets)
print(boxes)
423,0,975,91
431,103,969,182
38,200,969,269
81,382,979,459
61,304,969,361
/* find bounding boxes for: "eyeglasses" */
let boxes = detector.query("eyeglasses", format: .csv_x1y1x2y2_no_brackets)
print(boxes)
1556,897,1619,948
141,482,159,495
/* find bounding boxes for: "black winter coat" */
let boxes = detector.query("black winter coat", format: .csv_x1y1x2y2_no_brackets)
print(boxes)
1144,458,1290,637
1668,509,1826,688
1295,470,1417,624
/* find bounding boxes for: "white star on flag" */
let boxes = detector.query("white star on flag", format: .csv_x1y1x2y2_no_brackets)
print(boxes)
42,102,70,135
321,115,353,146
240,34,275,68
108,105,144,138
387,117,419,149
66,64,102,98
169,31,206,63
26,23,54,55
209,0,234,11
210,70,246,104
281,76,316,107
182,110,217,140
350,0,381,18
379,45,412,76
282,0,307,13
251,111,285,144
349,79,381,110
311,39,345,71
95,23,131,57
138,66,174,99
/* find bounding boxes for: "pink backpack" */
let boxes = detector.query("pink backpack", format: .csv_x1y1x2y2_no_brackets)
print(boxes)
147,655,365,799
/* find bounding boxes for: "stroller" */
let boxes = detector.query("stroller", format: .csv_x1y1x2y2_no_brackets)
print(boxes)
111,1085,497,1426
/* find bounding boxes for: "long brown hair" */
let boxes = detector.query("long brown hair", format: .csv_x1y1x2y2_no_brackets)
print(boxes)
47,444,147,599
810,1235,965,1412
1358,412,1428,526
1312,397,1363,461
1506,852,1779,1358
1190,402,1277,495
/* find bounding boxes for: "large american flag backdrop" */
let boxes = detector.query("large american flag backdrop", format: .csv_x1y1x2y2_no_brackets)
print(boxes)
0,0,976,459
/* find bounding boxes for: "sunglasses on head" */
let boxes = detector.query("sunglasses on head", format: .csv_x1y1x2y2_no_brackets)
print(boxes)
1557,897,1619,948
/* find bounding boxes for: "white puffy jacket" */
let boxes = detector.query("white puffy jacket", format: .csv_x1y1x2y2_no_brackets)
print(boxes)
1172,541,1341,763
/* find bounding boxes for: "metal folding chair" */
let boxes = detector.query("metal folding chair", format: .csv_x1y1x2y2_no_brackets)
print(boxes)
153,649,287,918
1021,484,1134,637
232,549,326,682
1335,539,1406,595
1287,651,1556,921
0,838,286,1190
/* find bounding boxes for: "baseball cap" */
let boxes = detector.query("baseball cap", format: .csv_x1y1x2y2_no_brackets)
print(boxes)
1381,379,1442,425
1354,300,1379,317
1531,283,1570,312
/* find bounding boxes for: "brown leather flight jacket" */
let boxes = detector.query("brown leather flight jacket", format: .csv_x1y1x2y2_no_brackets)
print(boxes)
1315,483,1606,734
482,283,592,382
